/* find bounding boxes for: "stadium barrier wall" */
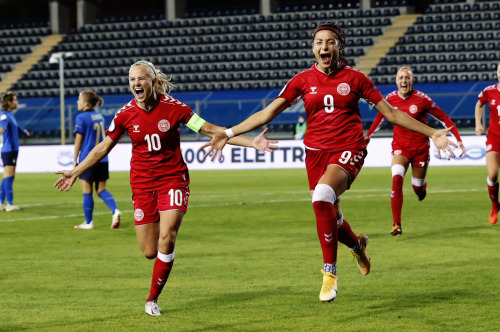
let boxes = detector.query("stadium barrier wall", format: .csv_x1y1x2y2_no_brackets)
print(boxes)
1,135,487,173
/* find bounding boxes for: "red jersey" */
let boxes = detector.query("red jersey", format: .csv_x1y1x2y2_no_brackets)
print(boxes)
278,64,384,151
478,83,500,140
366,89,461,150
106,94,194,190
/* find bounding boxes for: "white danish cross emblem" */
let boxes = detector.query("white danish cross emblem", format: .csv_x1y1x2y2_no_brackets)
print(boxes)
409,105,418,114
158,119,170,132
337,83,350,96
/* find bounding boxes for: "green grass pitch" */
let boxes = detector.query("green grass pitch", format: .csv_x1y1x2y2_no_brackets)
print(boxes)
1,166,499,331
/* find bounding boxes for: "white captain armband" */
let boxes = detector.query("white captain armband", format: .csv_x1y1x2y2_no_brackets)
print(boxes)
186,113,206,132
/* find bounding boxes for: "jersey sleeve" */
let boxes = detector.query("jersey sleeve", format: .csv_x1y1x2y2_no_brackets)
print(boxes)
428,103,462,142
366,112,386,138
358,72,384,106
0,113,8,131
105,109,127,141
477,88,489,106
74,114,85,134
277,75,303,104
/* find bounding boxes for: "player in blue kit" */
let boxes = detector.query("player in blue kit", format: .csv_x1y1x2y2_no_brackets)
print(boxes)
73,90,121,229
0,91,31,212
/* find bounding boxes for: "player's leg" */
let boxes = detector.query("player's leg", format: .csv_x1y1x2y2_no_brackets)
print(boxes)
411,152,429,201
3,164,18,211
74,179,94,229
390,155,409,236
95,163,121,228
486,151,500,224
335,198,370,275
313,164,350,302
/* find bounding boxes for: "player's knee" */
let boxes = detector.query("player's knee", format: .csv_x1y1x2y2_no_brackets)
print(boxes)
312,183,336,204
143,249,157,260
411,177,425,187
391,164,406,178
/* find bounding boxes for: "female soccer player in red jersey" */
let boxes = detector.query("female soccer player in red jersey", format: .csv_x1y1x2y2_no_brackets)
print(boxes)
365,67,465,236
54,60,278,316
475,63,500,224
204,22,458,303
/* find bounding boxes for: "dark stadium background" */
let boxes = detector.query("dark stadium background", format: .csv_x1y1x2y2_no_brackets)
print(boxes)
0,0,497,143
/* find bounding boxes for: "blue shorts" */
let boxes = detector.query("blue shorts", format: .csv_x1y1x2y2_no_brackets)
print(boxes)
1,151,19,166
79,162,110,182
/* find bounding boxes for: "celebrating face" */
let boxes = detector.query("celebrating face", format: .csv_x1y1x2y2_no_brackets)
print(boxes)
312,30,341,74
129,65,157,108
396,67,414,98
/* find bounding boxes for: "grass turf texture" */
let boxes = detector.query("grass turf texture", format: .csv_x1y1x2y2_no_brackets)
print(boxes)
1,166,499,331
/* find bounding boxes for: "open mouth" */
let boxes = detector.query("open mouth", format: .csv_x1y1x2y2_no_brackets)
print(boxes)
320,54,331,65
135,88,145,99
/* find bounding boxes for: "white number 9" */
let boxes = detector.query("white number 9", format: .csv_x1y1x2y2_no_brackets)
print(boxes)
324,94,334,113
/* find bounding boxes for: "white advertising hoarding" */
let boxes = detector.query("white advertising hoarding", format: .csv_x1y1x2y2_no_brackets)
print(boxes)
2,135,487,173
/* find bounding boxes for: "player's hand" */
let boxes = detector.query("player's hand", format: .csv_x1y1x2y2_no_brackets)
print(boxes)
457,141,466,157
25,129,32,137
364,135,371,145
252,128,279,153
200,127,230,161
431,127,457,160
54,170,78,192
475,124,484,136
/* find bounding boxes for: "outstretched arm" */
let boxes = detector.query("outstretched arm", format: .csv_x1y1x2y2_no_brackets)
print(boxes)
375,99,457,159
54,136,118,192
203,98,290,158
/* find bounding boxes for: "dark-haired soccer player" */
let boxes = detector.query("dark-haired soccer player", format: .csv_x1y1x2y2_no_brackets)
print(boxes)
365,66,465,236
203,22,458,303
475,62,500,224
55,60,278,316
73,90,121,229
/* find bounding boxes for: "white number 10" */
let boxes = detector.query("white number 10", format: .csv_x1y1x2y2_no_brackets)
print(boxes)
145,134,161,151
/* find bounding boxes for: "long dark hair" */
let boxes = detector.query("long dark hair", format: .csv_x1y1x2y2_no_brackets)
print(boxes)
312,22,350,66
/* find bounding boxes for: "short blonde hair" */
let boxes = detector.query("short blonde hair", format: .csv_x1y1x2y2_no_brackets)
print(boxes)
130,60,176,95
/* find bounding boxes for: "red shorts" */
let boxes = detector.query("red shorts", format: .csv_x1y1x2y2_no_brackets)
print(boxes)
305,147,367,191
486,137,500,154
132,184,190,226
392,142,429,168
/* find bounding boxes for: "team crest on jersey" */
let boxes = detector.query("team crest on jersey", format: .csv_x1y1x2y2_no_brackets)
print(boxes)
132,125,140,132
492,100,496,105
409,105,418,114
310,86,318,94
134,209,145,221
337,83,350,96
158,119,171,132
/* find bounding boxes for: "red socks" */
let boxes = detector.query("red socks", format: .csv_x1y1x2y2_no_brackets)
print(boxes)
313,201,338,264
488,183,500,209
146,257,174,302
391,175,404,224
338,219,358,249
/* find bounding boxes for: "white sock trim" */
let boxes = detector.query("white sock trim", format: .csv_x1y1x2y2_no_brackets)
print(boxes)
487,176,498,187
312,184,336,204
391,164,406,177
157,251,175,263
337,213,344,228
411,177,425,187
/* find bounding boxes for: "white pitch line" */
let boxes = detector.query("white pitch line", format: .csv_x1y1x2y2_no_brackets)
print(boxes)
0,187,486,223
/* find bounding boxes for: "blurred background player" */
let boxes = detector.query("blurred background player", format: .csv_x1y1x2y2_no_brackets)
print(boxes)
365,66,465,236
73,90,121,229
475,62,500,224
203,22,457,303
0,91,32,211
294,114,307,140
55,60,278,316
